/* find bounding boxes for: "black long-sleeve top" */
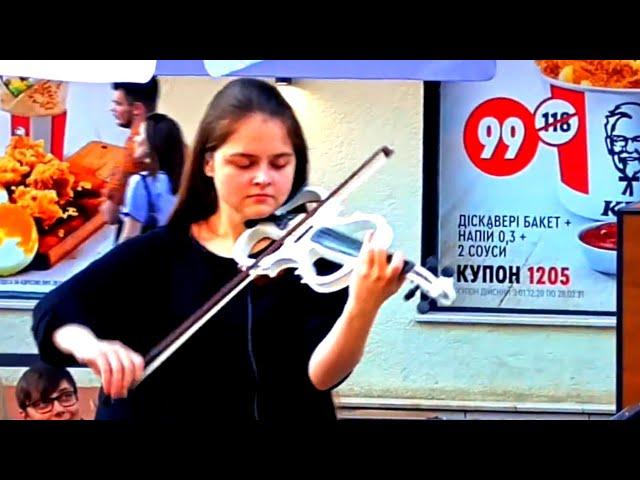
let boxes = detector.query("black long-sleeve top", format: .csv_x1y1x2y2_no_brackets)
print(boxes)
32,224,349,422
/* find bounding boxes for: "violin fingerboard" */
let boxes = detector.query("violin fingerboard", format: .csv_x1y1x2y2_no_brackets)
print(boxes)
311,227,415,274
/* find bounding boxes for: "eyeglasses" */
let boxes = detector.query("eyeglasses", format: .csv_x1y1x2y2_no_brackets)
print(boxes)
26,390,78,414
610,135,640,150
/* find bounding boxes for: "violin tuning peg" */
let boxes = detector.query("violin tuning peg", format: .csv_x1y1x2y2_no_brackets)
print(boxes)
441,266,455,278
403,284,420,301
425,256,438,272
417,300,432,314
275,214,294,229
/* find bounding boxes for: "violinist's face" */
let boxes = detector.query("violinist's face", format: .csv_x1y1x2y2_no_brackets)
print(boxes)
205,113,296,222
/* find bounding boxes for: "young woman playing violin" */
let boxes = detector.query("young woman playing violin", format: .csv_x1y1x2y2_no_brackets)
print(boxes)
32,78,407,421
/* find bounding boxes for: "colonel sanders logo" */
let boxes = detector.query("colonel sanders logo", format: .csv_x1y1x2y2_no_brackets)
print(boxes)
605,102,640,197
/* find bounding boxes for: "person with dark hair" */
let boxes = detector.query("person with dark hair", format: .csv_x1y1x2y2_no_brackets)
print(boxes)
100,76,160,225
32,78,406,422
145,113,185,196
117,112,185,243
15,361,82,420
112,79,159,121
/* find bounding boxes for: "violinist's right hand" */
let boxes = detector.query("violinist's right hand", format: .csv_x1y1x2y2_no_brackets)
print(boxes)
53,324,144,399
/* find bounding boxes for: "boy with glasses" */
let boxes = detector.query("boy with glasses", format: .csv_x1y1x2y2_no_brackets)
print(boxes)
15,361,82,420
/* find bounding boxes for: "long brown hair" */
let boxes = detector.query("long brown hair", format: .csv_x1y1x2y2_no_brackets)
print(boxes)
169,78,309,227
145,113,185,195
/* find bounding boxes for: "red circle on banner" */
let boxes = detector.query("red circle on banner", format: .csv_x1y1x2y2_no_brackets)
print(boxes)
463,97,539,177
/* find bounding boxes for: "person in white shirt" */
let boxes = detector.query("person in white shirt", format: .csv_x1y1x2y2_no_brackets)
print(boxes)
118,113,186,244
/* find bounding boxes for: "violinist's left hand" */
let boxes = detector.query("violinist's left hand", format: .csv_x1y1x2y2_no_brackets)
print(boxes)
347,231,406,314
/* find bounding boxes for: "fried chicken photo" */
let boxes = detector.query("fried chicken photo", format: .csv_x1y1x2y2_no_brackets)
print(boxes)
12,186,64,229
26,159,75,203
0,155,30,187
536,60,640,89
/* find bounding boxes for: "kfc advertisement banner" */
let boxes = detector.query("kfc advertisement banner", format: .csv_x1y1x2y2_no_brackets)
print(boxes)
0,79,128,298
438,60,639,314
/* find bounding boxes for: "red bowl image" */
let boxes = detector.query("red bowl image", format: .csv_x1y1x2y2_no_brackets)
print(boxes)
578,221,617,275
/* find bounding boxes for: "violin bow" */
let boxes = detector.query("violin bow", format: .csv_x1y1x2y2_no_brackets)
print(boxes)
140,146,395,382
